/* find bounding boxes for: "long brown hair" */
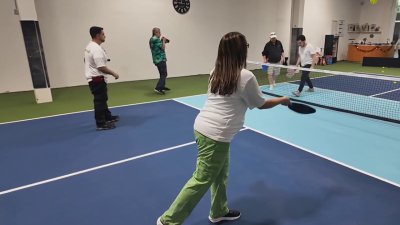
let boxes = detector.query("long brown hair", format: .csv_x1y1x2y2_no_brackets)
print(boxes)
210,32,248,95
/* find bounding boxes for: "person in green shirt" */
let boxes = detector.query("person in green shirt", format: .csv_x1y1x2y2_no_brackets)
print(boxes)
150,27,170,94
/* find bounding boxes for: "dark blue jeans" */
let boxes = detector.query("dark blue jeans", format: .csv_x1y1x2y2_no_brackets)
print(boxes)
298,64,314,92
155,61,168,90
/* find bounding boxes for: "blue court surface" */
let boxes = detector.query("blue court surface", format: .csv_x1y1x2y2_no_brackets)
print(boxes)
1,96,400,225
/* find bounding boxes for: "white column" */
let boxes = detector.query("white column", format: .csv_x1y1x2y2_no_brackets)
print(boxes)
16,0,53,103
291,0,305,28
15,0,37,21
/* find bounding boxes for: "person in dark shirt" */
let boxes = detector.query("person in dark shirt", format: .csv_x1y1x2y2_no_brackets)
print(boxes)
262,32,284,90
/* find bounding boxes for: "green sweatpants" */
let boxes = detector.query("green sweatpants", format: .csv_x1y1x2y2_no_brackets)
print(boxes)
160,130,230,225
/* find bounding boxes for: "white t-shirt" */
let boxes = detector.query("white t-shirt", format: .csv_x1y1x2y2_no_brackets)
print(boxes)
299,43,316,66
84,41,108,81
194,69,265,142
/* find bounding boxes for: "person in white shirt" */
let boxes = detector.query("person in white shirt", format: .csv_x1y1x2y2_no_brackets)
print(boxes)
157,32,290,225
84,26,120,130
292,35,317,97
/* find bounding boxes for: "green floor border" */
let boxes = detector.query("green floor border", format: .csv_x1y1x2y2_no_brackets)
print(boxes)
1,61,400,123
0,75,210,123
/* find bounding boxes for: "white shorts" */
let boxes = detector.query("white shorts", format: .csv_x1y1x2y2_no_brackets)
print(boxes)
267,63,281,76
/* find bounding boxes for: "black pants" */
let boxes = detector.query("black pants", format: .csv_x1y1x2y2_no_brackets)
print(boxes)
89,81,112,126
155,61,168,90
298,64,314,92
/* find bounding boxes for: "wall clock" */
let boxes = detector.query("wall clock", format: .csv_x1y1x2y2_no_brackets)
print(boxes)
173,0,190,14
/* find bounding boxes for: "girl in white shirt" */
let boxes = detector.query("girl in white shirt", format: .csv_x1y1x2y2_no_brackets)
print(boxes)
157,32,290,225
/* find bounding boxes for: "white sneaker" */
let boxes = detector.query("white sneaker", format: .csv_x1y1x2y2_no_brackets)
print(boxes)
292,90,301,97
157,217,164,225
307,88,315,92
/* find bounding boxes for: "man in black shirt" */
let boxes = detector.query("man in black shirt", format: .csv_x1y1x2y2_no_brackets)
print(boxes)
262,32,284,90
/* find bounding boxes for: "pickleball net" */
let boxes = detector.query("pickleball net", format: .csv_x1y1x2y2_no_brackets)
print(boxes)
247,60,400,124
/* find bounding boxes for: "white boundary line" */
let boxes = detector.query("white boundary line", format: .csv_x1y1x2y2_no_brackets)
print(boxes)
2,97,398,195
0,99,169,125
173,99,400,188
0,98,240,196
175,93,208,99
371,88,400,97
174,98,202,110
0,141,196,196
245,127,400,188
248,60,400,81
0,127,250,196
0,93,210,125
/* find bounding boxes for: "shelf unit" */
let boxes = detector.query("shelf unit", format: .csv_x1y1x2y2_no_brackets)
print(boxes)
348,31,382,34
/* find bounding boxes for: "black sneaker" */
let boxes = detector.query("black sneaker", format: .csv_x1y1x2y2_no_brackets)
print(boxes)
208,210,241,223
96,121,116,131
154,89,165,95
106,115,120,123
162,87,171,91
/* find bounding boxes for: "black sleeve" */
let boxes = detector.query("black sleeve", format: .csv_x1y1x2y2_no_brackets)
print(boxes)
262,43,269,56
280,41,284,53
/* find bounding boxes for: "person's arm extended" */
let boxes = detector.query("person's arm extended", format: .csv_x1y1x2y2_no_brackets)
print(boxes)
295,54,301,67
98,66,119,79
258,96,290,109
310,53,317,68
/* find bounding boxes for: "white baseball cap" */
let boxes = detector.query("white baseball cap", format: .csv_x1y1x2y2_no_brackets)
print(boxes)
269,32,277,39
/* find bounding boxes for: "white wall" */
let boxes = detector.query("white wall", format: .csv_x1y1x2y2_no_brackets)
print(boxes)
275,0,292,59
34,0,285,88
230,0,291,62
357,0,397,43
303,0,397,61
6,0,396,92
0,0,32,93
291,0,305,28
303,0,362,61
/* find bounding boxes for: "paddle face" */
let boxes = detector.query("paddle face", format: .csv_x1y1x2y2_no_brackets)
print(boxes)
286,69,295,78
288,102,316,114
286,68,299,78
